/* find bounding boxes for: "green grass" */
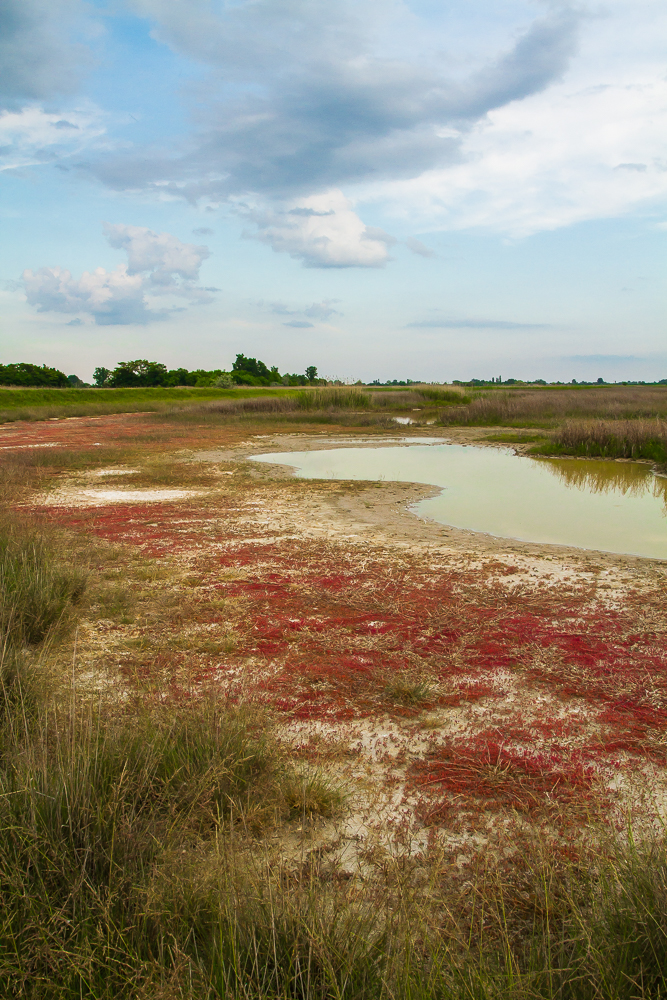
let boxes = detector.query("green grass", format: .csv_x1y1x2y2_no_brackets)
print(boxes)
0,386,296,424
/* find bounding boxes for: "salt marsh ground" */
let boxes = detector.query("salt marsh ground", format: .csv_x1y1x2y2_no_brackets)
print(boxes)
1,393,667,998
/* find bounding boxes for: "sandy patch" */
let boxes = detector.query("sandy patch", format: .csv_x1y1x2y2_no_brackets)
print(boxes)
43,488,203,507
93,468,140,477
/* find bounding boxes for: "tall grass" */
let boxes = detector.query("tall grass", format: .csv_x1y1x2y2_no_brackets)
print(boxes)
543,418,667,463
184,387,373,417
5,690,667,1000
438,386,667,427
0,522,86,647
417,387,471,404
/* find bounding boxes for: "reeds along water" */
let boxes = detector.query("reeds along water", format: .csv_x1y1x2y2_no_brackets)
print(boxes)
437,387,667,426
551,418,667,462
543,455,667,499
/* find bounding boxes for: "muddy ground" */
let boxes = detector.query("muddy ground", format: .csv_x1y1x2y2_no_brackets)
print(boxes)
4,411,667,870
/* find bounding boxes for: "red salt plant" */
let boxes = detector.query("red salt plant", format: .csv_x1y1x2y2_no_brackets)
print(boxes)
407,730,601,830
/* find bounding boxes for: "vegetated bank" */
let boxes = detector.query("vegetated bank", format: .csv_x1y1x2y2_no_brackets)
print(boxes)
0,385,295,425
434,384,667,464
2,432,667,999
0,384,468,428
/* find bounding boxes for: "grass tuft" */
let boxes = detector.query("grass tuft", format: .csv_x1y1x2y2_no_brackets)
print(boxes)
0,522,87,646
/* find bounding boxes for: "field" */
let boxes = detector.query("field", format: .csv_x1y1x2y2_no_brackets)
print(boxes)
0,385,295,424
1,388,667,997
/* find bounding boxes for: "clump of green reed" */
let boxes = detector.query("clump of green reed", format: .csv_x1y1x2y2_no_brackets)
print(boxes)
542,418,667,463
296,386,372,409
417,387,471,405
383,676,434,706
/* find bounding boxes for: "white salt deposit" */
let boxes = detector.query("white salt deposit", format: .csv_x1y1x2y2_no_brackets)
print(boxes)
78,489,199,504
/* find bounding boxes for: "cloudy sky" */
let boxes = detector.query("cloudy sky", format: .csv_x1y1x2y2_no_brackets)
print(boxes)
1,0,665,382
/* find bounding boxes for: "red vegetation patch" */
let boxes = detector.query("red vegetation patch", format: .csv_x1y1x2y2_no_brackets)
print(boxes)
19,436,667,831
407,731,600,829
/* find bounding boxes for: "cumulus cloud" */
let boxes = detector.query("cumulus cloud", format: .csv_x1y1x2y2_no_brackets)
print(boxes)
93,2,579,205
23,225,213,325
363,4,667,236
0,0,91,111
23,265,154,326
243,190,394,268
103,224,210,284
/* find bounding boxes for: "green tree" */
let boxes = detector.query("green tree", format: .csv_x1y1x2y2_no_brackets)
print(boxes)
107,360,168,387
93,367,111,387
0,363,69,387
305,366,318,383
231,353,272,386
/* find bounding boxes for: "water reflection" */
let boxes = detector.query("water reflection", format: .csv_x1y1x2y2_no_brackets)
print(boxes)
252,443,667,559
539,457,667,512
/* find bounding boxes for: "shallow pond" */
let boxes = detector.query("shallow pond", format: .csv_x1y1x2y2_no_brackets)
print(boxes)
252,442,667,559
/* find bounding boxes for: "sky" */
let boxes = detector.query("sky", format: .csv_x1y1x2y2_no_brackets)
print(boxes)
0,0,665,384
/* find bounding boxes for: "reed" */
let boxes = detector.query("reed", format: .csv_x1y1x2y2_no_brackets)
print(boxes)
543,418,667,463
438,386,667,427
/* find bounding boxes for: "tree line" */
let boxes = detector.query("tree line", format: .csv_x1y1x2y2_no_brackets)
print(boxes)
0,356,325,389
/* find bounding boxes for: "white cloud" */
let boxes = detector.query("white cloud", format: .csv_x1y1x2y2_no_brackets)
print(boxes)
94,2,579,203
23,265,152,326
23,225,214,325
103,223,210,283
361,3,667,236
404,237,435,257
303,300,343,320
243,189,394,267
0,105,105,171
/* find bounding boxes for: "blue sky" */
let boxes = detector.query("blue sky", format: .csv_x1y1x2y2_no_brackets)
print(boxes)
0,0,665,383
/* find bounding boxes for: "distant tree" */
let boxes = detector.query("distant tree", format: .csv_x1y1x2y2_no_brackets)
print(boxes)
0,363,68,387
93,367,111,387
305,366,318,383
231,354,272,385
164,367,195,387
107,360,168,387
66,374,86,387
214,372,234,388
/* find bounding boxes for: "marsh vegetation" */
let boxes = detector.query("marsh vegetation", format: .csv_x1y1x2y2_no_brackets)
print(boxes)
1,388,667,996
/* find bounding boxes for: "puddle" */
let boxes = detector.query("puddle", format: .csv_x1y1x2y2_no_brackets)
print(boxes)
252,444,667,559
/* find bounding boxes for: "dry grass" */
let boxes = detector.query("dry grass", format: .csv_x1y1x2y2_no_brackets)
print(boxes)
438,385,667,427
542,418,667,463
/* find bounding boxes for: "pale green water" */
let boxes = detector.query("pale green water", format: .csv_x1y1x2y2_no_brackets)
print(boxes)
252,443,667,559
